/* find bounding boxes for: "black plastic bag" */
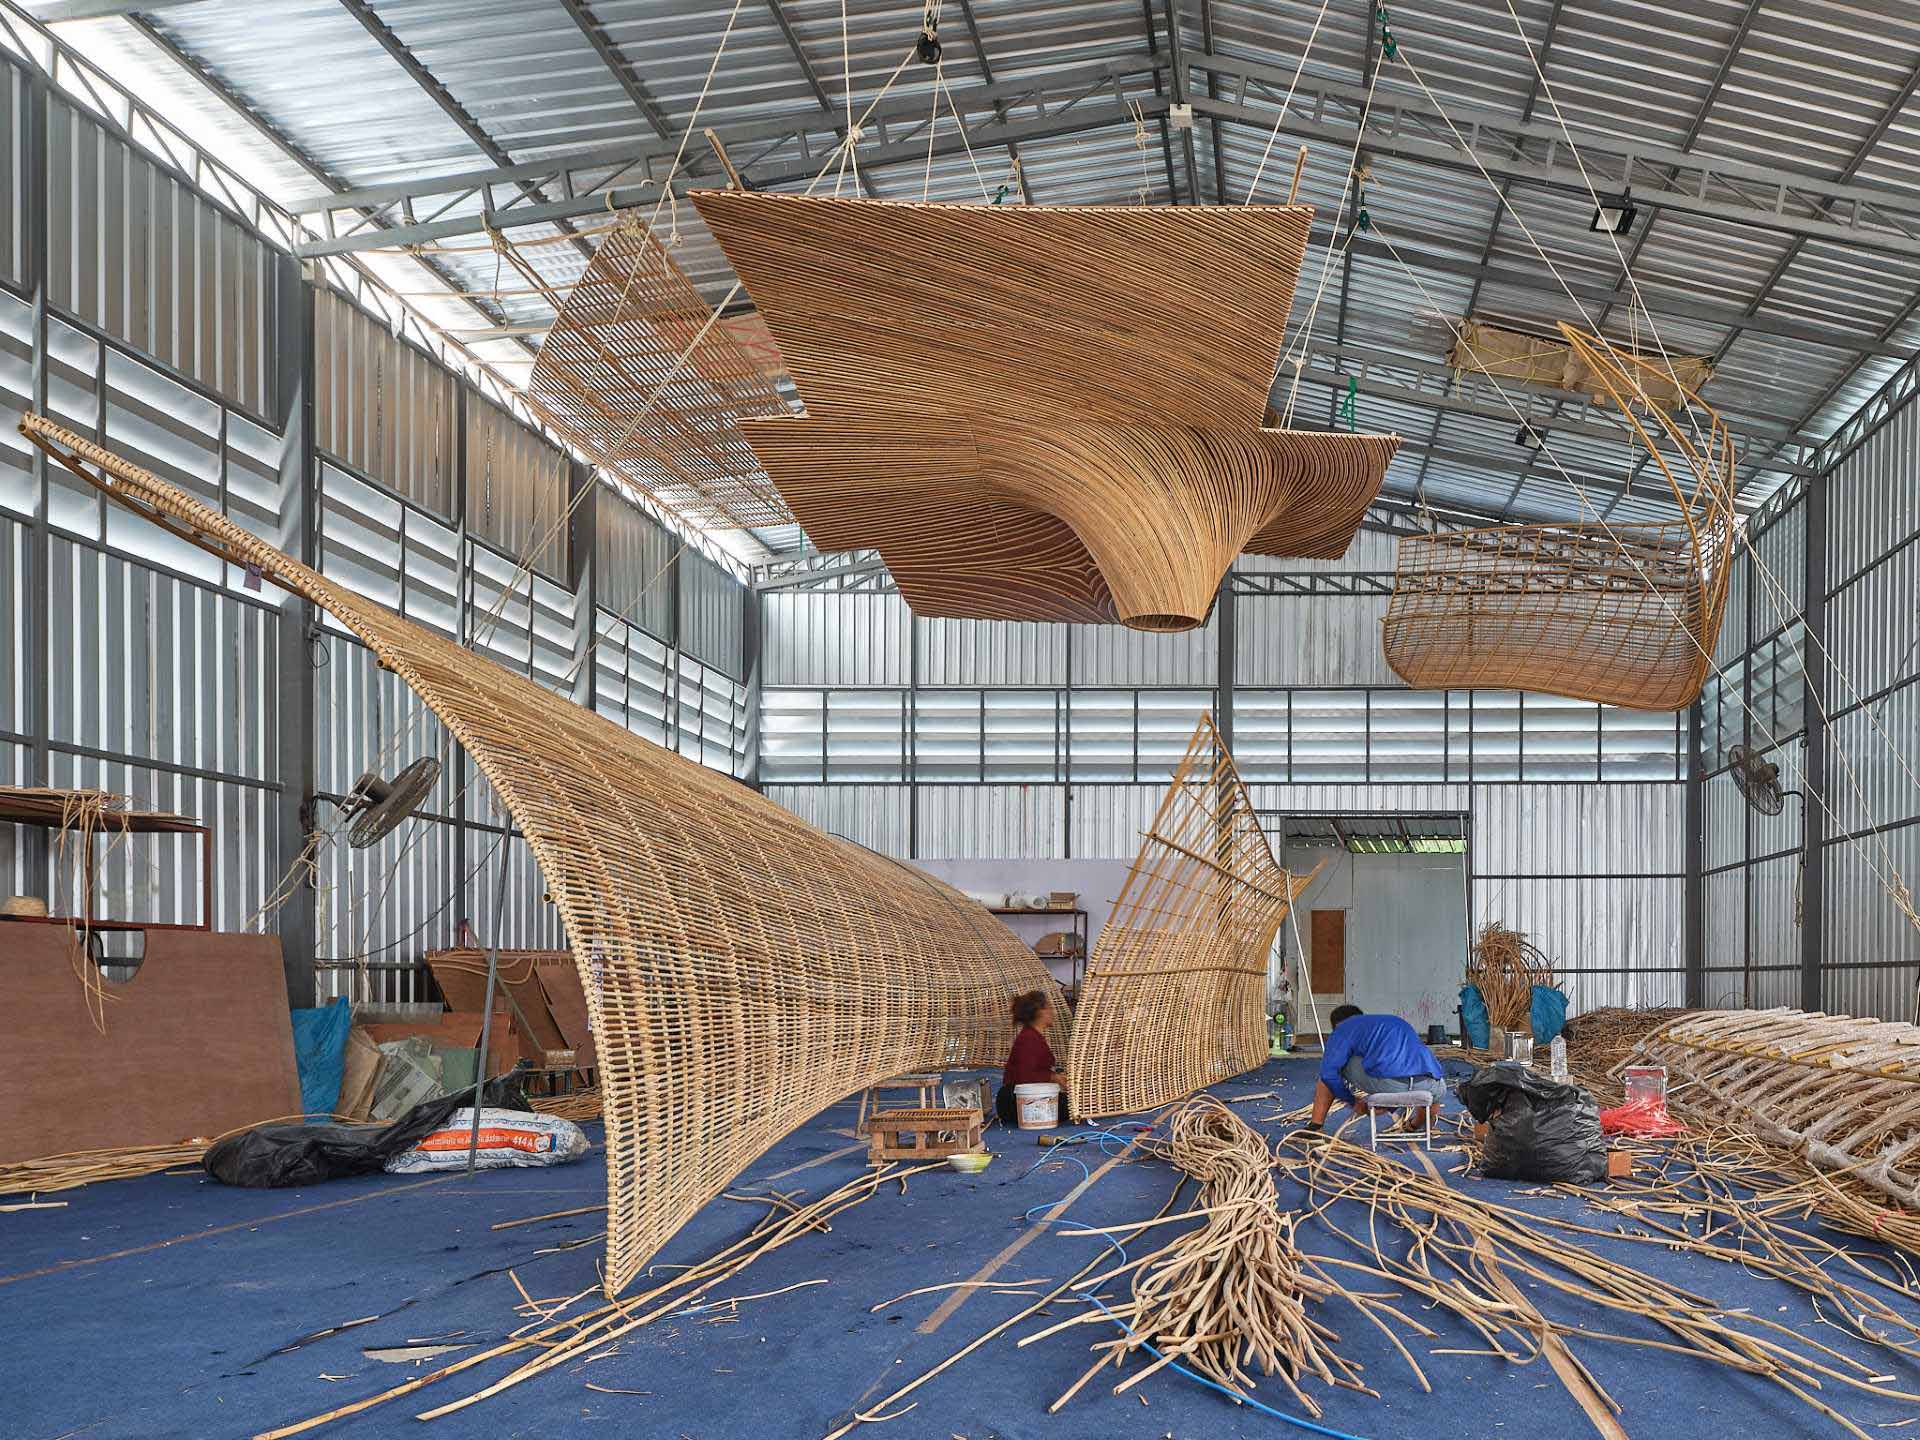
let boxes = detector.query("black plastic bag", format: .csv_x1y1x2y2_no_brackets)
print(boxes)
204,1074,532,1188
1457,1063,1606,1184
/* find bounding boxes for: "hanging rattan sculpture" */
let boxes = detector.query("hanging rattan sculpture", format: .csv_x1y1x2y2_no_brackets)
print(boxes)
690,191,1400,631
1069,713,1321,1117
1382,323,1736,710
20,414,1067,1298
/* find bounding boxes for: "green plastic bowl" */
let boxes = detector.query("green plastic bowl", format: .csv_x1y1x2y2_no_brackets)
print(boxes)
946,1151,993,1174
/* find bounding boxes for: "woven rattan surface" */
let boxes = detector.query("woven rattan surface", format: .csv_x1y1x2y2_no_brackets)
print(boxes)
523,221,792,533
1068,713,1320,1117
1382,324,1735,709
1629,1008,1920,1209
690,192,1399,630
20,414,1066,1297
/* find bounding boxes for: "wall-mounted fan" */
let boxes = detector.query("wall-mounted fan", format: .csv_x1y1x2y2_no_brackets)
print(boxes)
336,757,441,848
1728,744,1797,816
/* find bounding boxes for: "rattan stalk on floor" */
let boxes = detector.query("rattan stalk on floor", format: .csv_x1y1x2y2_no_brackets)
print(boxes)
1382,324,1736,709
1068,714,1318,1117
20,414,1066,1298
689,192,1400,630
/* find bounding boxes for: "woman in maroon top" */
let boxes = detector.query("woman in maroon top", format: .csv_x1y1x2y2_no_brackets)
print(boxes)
994,990,1066,1126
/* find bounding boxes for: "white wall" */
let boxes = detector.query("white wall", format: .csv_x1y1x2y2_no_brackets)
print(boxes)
1281,844,1469,1037
912,856,1133,986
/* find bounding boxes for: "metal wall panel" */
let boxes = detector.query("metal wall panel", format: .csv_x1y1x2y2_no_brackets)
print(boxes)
763,590,910,686
1828,396,1920,589
1237,595,1397,686
595,486,675,642
46,96,274,418
1071,614,1216,686
917,616,1067,687
1067,783,1165,859
1701,869,1747,1007
1471,783,1684,877
465,392,567,582
0,58,22,288
678,548,745,678
313,288,456,517
0,514,24,737
916,784,1065,860
763,783,912,858
1470,877,1685,1009
1823,824,1920,1022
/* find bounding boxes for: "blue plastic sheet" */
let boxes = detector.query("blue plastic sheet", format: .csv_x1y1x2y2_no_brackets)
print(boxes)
1459,984,1489,1050
290,997,351,1121
1530,985,1569,1045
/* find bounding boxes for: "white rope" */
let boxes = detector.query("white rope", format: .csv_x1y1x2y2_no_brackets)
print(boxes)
1242,0,1336,204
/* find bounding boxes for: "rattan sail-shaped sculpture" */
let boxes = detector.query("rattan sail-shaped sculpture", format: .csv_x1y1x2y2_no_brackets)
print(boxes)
1382,324,1736,709
21,415,1066,1297
1629,1009,1920,1209
1069,714,1321,1117
690,191,1400,630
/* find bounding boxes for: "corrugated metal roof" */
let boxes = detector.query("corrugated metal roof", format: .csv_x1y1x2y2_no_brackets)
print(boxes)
25,0,1920,558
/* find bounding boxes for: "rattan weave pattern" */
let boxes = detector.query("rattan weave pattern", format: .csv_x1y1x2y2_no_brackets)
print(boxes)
1629,1008,1920,1209
1382,324,1736,710
1069,714,1320,1117
20,414,1066,1297
690,191,1399,630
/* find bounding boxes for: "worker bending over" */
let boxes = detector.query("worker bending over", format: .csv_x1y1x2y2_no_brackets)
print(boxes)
1306,1005,1446,1132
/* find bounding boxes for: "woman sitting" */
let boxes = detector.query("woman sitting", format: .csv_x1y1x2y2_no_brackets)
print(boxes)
995,989,1066,1127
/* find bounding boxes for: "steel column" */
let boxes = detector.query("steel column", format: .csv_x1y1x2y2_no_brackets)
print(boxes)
1685,698,1704,1008
1801,468,1829,1011
22,62,48,899
273,257,317,1004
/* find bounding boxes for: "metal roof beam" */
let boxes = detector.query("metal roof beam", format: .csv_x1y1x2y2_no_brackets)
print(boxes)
30,0,211,18
761,0,878,197
1162,0,1201,201
290,59,1165,255
1189,53,1920,260
556,0,675,143
954,0,1035,204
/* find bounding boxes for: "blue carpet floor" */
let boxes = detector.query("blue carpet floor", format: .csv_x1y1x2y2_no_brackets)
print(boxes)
6,1058,1918,1440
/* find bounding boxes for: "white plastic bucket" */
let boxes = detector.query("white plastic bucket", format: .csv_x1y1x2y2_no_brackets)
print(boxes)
1014,1082,1061,1129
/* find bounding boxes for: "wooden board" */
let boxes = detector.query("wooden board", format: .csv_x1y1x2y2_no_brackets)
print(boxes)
0,928,301,1164
1311,910,1347,995
535,959,597,1072
427,948,577,1065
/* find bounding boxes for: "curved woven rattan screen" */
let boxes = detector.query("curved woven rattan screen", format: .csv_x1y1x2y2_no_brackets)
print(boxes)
690,191,1399,631
20,415,1066,1297
1628,1009,1920,1210
1382,323,1736,710
1069,714,1320,1117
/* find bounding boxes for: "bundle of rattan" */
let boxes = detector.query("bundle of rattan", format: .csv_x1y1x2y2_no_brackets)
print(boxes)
1023,1097,1367,1417
529,1088,602,1122
1563,1005,1693,1098
0,1141,211,1196
1465,921,1557,1035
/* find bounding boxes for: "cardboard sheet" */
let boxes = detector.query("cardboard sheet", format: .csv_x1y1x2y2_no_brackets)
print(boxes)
0,928,302,1165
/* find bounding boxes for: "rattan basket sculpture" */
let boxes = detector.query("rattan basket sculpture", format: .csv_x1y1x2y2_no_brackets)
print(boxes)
521,221,793,534
20,414,1066,1298
1627,1008,1920,1210
1382,324,1736,710
690,191,1400,631
1069,714,1320,1117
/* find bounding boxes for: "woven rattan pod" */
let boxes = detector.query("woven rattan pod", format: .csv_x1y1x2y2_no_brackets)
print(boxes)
1382,324,1736,710
19,414,1068,1297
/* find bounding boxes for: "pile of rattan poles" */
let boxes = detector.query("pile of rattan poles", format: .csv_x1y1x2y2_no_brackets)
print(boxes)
1021,1097,1383,1417
1276,1130,1920,1438
1465,921,1557,1035
0,1141,212,1196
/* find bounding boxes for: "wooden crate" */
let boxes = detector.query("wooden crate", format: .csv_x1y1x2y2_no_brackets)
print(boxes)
867,1107,983,1163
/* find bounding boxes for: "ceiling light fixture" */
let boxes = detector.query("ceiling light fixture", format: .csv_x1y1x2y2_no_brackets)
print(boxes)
1590,192,1638,235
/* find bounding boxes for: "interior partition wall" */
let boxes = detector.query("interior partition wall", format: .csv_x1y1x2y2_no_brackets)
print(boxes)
0,48,751,1008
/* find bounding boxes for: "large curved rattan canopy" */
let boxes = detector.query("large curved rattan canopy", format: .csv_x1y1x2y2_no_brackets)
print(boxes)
690,191,1400,631
1069,713,1319,1117
21,415,1066,1298
1382,324,1736,710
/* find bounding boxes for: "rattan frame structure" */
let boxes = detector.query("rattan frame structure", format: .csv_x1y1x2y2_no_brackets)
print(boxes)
690,191,1400,631
520,220,792,534
1382,323,1737,710
20,414,1066,1297
1628,1008,1920,1209
1069,713,1320,1117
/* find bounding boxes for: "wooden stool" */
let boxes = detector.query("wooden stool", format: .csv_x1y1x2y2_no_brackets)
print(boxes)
867,1107,982,1163
855,1072,943,1135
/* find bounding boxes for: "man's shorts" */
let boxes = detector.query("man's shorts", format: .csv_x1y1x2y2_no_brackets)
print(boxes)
1342,1054,1446,1105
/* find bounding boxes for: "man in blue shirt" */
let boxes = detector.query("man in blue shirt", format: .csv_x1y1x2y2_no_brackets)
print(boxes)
1307,1005,1446,1133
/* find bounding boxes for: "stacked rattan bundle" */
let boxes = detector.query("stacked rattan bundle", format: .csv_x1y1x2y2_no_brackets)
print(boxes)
1464,921,1557,1037
1069,715,1319,1116
1384,324,1736,710
21,415,1066,1298
1628,1007,1920,1210
691,191,1399,630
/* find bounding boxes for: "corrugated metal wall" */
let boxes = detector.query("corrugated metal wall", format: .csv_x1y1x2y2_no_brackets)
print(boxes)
313,289,456,517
